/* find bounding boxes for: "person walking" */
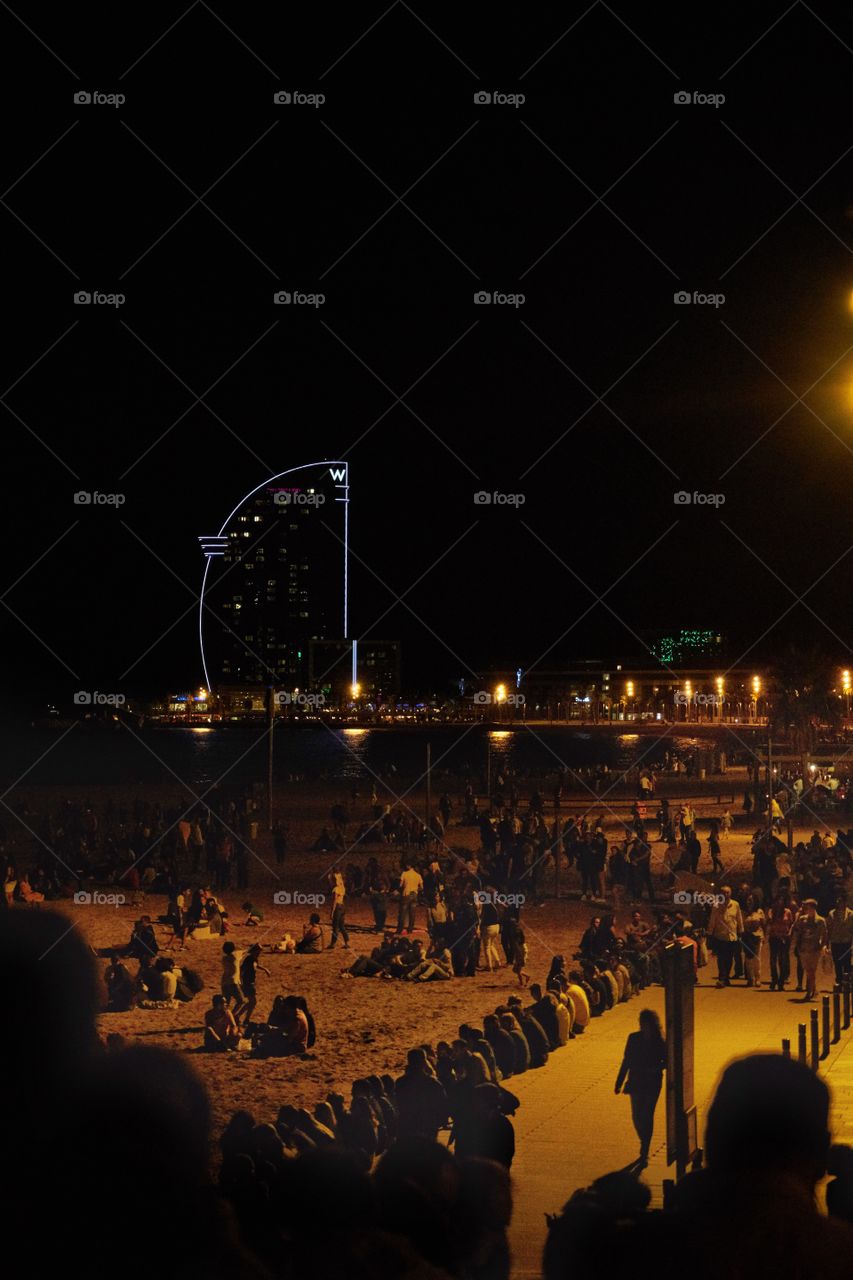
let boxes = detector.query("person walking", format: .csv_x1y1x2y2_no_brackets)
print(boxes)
767,896,793,990
238,943,270,1027
397,861,423,933
791,898,828,1002
614,1008,666,1167
707,886,744,987
827,891,853,987
328,871,350,950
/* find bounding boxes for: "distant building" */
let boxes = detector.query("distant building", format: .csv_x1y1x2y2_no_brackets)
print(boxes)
310,639,401,703
644,628,726,666
198,461,349,689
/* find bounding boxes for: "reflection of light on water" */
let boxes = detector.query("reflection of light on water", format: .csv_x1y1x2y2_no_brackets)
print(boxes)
191,726,214,734
342,728,368,738
489,731,512,740
618,734,639,743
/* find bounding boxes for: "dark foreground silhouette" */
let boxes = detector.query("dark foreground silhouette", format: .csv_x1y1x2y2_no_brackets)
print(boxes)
6,909,853,1280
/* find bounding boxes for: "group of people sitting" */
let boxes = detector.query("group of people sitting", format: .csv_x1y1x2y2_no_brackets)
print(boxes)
203,992,317,1057
104,951,205,1010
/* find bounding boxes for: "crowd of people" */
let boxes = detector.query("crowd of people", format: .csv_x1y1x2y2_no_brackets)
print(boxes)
7,907,853,1279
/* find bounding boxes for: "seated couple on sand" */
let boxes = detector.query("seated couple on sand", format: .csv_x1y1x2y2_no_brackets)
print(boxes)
345,934,452,981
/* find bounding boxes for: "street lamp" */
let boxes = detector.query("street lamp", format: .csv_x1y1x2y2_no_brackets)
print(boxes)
715,676,724,722
626,680,634,720
684,680,693,722
752,675,761,723
494,682,507,721
842,669,851,721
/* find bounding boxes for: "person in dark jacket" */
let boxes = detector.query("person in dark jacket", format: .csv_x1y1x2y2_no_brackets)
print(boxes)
615,1008,666,1166
394,1047,448,1140
454,1083,516,1167
483,1013,516,1079
512,1001,549,1068
499,1011,530,1074
526,984,561,1049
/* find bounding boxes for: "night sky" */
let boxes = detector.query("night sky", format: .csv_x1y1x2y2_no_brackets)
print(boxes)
4,2,853,709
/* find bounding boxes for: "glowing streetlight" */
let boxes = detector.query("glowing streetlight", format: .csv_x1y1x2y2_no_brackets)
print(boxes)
626,681,635,698
494,683,507,704
350,682,361,699
843,669,851,719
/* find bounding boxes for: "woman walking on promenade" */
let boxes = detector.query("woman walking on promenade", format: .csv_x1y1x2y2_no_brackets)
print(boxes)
615,1008,666,1167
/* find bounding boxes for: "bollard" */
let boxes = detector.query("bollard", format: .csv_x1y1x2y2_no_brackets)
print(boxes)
798,1023,807,1065
811,1008,820,1071
822,996,831,1059
782,1037,791,1058
845,979,852,1030
834,989,841,1043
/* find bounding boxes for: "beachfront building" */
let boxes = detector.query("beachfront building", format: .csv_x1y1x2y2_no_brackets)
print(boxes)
198,461,350,692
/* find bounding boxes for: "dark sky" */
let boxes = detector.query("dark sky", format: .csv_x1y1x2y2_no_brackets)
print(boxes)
4,2,853,707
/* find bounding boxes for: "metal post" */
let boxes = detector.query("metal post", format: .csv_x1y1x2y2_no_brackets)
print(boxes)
553,800,561,901
266,685,275,831
425,742,431,834
810,1008,820,1070
844,979,852,1030
833,988,841,1043
822,995,831,1059
781,1037,791,1058
798,1023,807,1064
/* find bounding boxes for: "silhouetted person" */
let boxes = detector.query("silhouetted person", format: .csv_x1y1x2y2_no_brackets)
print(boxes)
614,1008,666,1166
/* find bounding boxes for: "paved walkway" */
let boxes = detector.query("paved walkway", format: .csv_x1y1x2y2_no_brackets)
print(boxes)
508,977,853,1278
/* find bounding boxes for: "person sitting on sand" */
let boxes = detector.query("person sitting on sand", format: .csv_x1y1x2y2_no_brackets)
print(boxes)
127,915,158,960
242,901,264,927
204,896,228,935
104,951,135,1012
294,912,325,953
203,994,239,1052
17,873,45,905
311,826,340,853
404,937,454,981
253,994,312,1057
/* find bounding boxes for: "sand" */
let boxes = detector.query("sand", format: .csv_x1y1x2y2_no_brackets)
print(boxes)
7,776,783,1138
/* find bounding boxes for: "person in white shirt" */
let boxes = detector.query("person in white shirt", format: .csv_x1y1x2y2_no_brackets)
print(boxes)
397,863,424,933
707,886,744,987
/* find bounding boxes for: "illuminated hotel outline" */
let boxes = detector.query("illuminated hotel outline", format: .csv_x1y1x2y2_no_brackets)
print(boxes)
198,460,351,693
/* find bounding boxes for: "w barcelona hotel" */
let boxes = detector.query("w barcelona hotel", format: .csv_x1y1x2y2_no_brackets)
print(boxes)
197,461,399,708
